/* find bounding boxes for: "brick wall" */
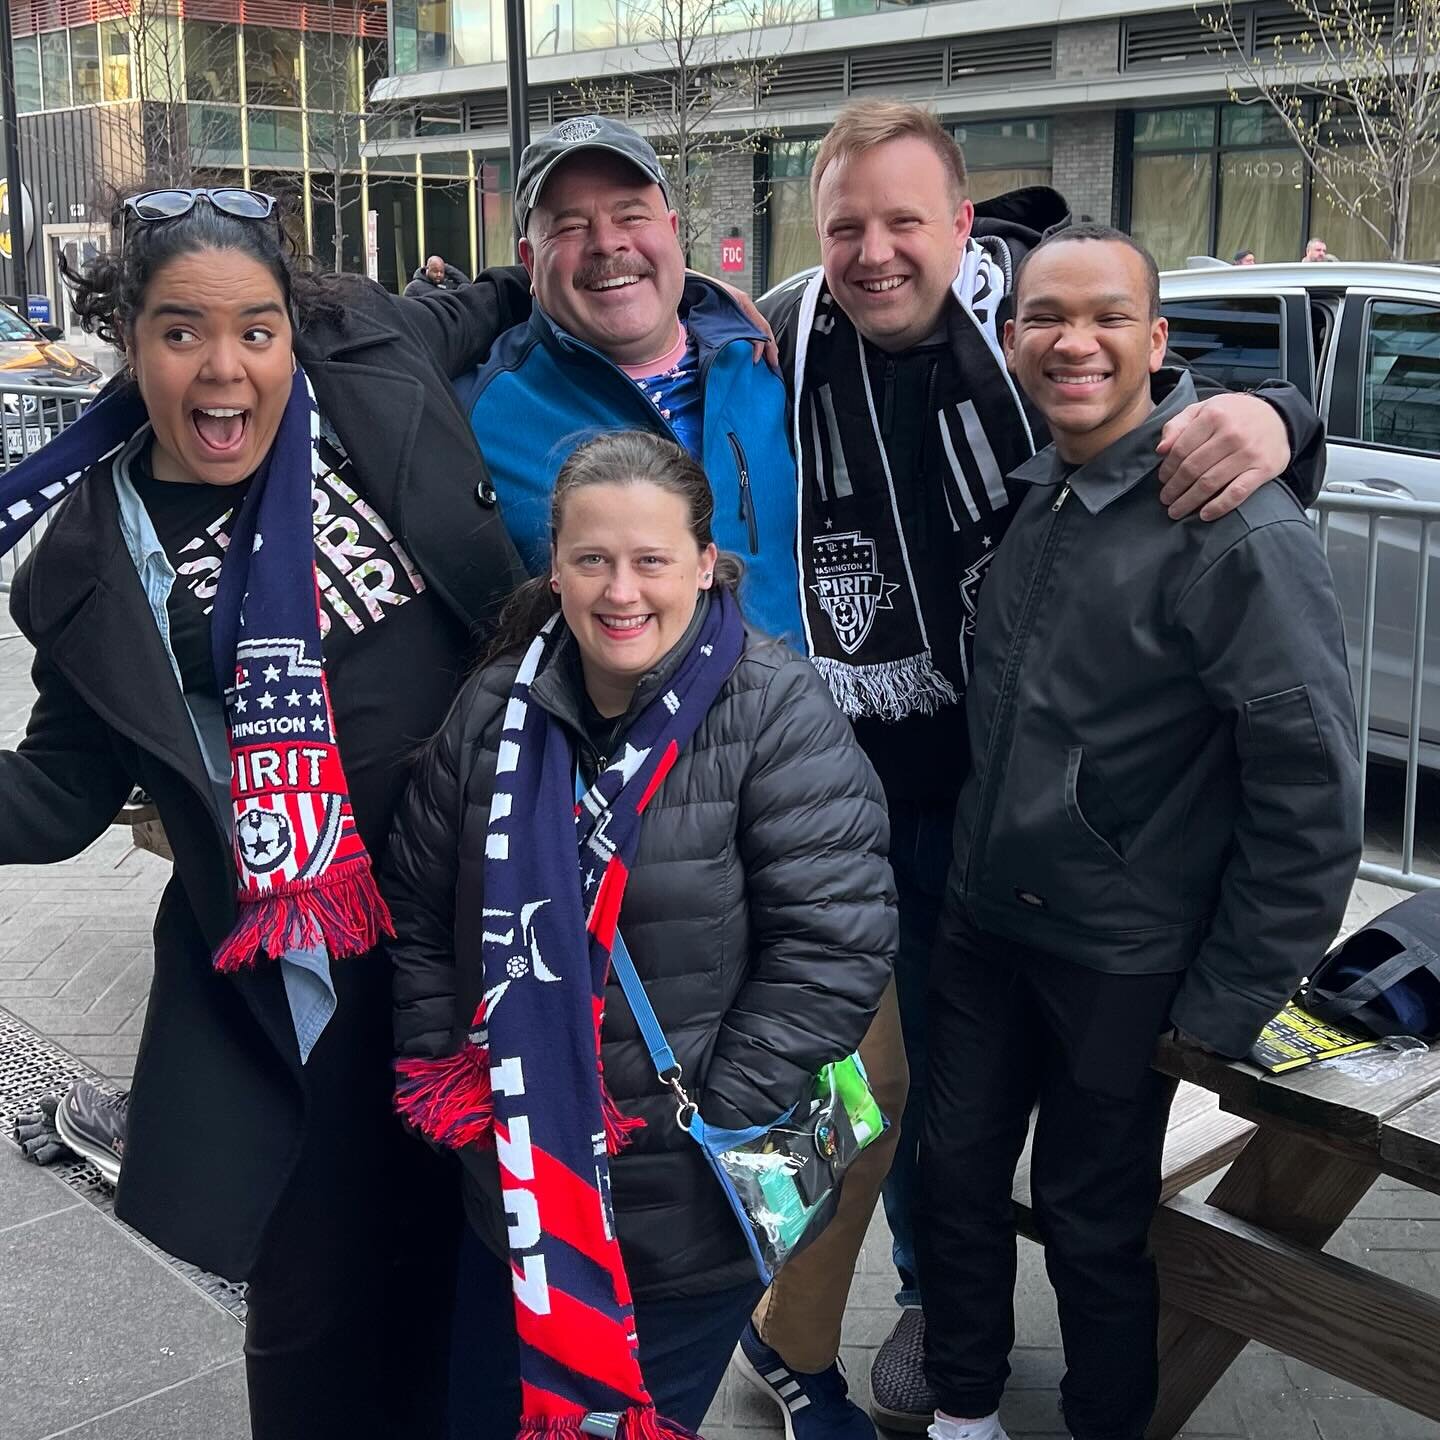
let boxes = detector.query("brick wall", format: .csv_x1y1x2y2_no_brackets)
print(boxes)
1055,19,1120,81
699,148,762,297
1052,109,1119,226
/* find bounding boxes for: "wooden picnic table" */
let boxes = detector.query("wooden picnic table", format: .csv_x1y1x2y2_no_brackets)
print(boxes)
1145,1034,1440,1438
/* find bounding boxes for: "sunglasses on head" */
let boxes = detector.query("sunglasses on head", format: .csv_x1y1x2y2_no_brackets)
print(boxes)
120,188,279,250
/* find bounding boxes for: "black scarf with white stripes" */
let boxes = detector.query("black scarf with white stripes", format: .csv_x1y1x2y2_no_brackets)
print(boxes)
791,243,1035,721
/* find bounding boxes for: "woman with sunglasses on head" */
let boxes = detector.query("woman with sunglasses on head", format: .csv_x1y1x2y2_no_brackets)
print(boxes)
0,186,534,1439
386,430,898,1440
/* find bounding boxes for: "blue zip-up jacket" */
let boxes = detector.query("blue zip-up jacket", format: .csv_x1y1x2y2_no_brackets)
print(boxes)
455,277,803,645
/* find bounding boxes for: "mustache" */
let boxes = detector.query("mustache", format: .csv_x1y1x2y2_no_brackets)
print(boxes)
573,259,655,290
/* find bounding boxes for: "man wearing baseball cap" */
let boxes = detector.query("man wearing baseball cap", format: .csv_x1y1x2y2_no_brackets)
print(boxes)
453,115,804,643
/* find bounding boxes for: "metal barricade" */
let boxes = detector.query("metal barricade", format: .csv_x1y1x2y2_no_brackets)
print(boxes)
1314,489,1440,892
0,377,99,593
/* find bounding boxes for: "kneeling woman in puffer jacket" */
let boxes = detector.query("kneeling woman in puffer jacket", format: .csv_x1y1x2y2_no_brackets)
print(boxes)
386,429,896,1440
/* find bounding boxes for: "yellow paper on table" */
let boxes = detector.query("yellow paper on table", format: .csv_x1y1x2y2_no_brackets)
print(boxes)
1249,1001,1382,1074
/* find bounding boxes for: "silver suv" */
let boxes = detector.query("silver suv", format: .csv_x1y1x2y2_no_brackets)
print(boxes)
1160,261,1440,769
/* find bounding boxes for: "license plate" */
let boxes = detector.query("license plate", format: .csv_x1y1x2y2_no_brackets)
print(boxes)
5,425,52,455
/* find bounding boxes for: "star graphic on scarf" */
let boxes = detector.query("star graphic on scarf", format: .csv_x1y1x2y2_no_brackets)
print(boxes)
286,690,302,707
824,518,834,530
309,689,323,706
311,715,326,732
982,535,992,548
258,694,275,710
263,664,281,683
233,696,247,713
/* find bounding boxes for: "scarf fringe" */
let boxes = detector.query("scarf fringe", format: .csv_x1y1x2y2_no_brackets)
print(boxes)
516,1407,700,1440
394,1044,495,1149
601,1083,647,1155
812,652,959,723
214,868,395,973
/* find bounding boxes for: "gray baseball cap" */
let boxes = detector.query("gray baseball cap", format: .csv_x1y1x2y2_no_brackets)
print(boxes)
514,115,673,237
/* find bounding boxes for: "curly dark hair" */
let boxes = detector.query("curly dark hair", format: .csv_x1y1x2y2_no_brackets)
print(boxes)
59,182,344,352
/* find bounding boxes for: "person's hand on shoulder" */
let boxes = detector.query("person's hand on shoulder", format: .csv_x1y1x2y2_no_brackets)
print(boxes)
1156,391,1293,521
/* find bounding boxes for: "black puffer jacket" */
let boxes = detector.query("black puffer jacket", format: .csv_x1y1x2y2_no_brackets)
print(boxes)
386,604,897,1298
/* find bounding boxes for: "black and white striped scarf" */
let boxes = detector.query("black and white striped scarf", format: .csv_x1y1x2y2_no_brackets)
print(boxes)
791,242,1034,720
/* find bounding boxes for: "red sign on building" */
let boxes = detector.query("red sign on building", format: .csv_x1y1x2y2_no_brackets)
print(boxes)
720,236,746,272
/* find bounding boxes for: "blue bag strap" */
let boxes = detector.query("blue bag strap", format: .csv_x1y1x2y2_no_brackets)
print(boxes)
576,767,680,1083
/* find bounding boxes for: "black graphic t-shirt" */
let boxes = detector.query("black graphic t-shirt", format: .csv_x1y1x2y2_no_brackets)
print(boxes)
129,435,469,845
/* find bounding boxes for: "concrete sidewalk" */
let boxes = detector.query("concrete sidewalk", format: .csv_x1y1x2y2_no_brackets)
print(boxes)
2,610,1439,1438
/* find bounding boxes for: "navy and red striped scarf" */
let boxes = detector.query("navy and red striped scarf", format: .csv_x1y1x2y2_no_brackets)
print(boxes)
397,589,744,1440
0,369,391,973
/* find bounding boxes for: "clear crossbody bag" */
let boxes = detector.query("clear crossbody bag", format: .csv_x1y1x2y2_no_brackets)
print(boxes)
608,925,888,1284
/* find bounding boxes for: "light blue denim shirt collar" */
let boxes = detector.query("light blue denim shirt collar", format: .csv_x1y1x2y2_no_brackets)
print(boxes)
111,434,336,1064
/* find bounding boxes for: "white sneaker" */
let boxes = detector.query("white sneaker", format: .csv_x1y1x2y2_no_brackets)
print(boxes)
926,1413,1009,1440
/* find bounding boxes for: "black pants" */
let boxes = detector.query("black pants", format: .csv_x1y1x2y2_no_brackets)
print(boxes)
916,910,1181,1440
243,960,462,1440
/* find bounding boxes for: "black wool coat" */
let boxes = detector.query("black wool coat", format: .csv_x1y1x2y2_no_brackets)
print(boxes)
387,616,899,1298
0,275,528,1280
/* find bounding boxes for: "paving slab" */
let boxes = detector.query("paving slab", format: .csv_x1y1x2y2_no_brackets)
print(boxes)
35,1359,251,1440
0,1150,243,1440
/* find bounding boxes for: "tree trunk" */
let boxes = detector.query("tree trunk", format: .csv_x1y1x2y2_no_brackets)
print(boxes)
334,161,346,272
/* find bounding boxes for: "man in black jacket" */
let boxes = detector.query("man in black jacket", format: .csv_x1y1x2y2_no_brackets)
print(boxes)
919,226,1361,1440
745,99,1325,1439
404,253,468,296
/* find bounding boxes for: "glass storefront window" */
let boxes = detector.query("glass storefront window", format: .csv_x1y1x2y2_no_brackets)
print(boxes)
422,177,471,270
1216,148,1304,264
969,169,1053,204
139,14,184,102
954,119,1050,170
40,31,70,109
71,26,101,106
1219,103,1292,148
766,139,822,286
480,159,514,266
186,22,240,103
248,107,304,166
574,0,618,49
306,33,359,112
416,0,452,70
14,36,40,112
100,20,132,102
189,104,244,169
1130,152,1213,270
246,27,302,108
393,0,420,73
454,0,501,64
1132,107,1215,152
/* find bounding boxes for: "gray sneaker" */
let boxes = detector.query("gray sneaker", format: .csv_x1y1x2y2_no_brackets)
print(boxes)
869,1307,935,1433
54,1080,128,1186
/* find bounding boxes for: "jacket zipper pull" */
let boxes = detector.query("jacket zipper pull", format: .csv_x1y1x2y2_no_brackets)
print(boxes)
1052,483,1072,513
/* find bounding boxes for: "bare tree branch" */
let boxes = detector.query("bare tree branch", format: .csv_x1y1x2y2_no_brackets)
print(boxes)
1201,0,1440,257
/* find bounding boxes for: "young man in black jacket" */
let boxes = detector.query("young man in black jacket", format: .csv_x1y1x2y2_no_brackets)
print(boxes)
919,226,1362,1440
744,99,1326,1440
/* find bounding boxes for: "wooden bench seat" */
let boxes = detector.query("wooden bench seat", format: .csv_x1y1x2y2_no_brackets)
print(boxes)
1013,1081,1256,1237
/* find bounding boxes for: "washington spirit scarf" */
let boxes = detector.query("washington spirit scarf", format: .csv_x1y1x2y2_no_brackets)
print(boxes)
396,591,744,1440
0,371,391,973
791,240,1035,721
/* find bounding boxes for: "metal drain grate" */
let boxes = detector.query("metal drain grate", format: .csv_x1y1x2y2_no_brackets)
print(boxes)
0,1005,248,1321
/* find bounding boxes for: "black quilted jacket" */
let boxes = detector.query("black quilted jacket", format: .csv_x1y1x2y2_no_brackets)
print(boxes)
385,603,898,1298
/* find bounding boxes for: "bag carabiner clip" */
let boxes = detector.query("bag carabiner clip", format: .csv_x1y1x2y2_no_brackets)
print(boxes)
661,1065,697,1129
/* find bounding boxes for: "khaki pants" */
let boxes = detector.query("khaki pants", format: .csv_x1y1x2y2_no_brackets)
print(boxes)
750,981,910,1372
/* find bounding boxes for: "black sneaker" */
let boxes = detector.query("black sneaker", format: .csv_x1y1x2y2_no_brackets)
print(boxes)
869,1307,935,1433
54,1080,128,1186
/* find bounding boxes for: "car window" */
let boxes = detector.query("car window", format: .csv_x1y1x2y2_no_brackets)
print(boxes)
0,308,35,342
1363,300,1440,454
1159,296,1284,389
